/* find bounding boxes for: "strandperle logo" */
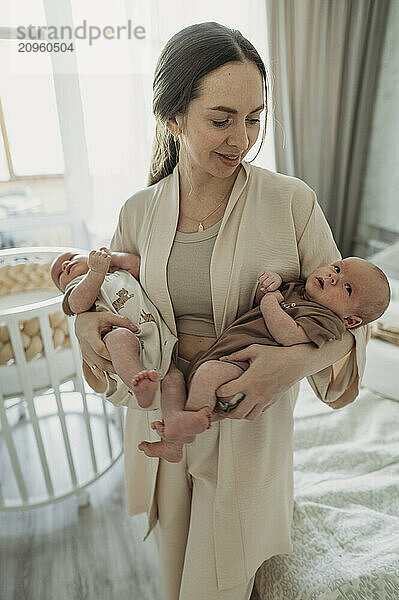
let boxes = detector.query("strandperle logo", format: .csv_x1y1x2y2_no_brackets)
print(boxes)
16,20,146,46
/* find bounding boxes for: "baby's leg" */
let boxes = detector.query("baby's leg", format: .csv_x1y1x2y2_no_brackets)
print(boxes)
186,360,245,413
139,363,189,462
151,360,244,441
147,362,212,447
103,327,158,408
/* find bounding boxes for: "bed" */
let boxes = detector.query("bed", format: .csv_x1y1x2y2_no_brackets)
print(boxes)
251,378,399,600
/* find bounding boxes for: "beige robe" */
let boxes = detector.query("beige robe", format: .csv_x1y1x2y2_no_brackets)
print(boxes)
106,160,368,589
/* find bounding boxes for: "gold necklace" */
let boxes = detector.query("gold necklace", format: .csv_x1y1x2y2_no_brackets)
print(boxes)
180,188,231,232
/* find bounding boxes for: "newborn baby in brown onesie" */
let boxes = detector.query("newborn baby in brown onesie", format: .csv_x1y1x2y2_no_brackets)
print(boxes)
140,257,390,462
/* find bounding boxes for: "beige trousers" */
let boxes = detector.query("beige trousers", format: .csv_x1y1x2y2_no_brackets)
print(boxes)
151,357,256,600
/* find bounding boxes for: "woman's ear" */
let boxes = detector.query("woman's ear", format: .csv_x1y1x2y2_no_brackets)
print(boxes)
344,315,363,329
166,114,182,138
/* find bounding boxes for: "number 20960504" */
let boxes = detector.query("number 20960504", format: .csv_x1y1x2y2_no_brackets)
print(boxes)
18,42,74,52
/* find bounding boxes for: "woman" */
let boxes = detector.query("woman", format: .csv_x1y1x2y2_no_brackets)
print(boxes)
75,22,367,600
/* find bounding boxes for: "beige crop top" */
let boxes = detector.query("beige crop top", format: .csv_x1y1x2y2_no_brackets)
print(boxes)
167,219,222,337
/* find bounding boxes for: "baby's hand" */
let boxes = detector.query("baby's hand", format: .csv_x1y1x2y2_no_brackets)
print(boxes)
88,248,112,275
261,289,284,303
257,270,282,293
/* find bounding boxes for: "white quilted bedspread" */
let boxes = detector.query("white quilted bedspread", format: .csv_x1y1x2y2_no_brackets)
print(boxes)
251,380,399,600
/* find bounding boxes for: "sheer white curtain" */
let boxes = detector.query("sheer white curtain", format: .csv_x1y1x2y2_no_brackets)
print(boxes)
70,0,274,246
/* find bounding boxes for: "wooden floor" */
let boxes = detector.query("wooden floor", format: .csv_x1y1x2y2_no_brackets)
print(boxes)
0,457,162,600
0,386,162,600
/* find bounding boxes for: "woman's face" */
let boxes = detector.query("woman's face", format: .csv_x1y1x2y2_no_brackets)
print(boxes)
172,61,265,179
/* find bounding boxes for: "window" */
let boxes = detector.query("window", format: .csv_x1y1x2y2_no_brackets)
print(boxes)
0,0,87,248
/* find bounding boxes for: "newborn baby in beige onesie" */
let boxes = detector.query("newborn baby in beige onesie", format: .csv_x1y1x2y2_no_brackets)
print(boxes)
51,248,219,461
141,257,390,463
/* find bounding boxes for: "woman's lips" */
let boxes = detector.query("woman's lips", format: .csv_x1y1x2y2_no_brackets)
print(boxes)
215,152,240,166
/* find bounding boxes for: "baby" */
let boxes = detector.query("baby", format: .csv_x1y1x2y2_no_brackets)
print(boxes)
139,257,390,462
50,248,215,462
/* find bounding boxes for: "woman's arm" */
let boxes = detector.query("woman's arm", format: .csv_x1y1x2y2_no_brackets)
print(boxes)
218,185,367,421
293,188,367,409
216,330,354,420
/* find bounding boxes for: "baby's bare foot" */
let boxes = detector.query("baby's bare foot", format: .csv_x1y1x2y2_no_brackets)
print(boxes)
138,440,183,463
131,370,158,408
150,419,195,444
152,407,212,443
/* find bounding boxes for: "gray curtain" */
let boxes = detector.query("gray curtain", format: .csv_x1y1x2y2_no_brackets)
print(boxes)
265,0,390,256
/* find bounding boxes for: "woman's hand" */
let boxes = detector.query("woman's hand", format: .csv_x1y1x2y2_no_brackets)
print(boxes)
216,344,305,420
74,311,138,372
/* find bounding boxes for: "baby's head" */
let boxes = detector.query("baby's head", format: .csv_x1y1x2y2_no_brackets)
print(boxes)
305,257,390,329
50,252,89,293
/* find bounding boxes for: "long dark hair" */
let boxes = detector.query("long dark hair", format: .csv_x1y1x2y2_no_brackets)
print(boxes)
148,21,268,186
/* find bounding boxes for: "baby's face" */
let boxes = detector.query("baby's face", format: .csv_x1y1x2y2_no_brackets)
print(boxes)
50,252,89,292
305,257,375,328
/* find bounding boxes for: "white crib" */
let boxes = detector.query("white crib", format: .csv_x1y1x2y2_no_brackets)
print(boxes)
0,247,123,510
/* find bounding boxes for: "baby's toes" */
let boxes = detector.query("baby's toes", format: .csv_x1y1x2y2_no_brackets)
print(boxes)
148,370,158,382
133,372,144,382
138,370,148,378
